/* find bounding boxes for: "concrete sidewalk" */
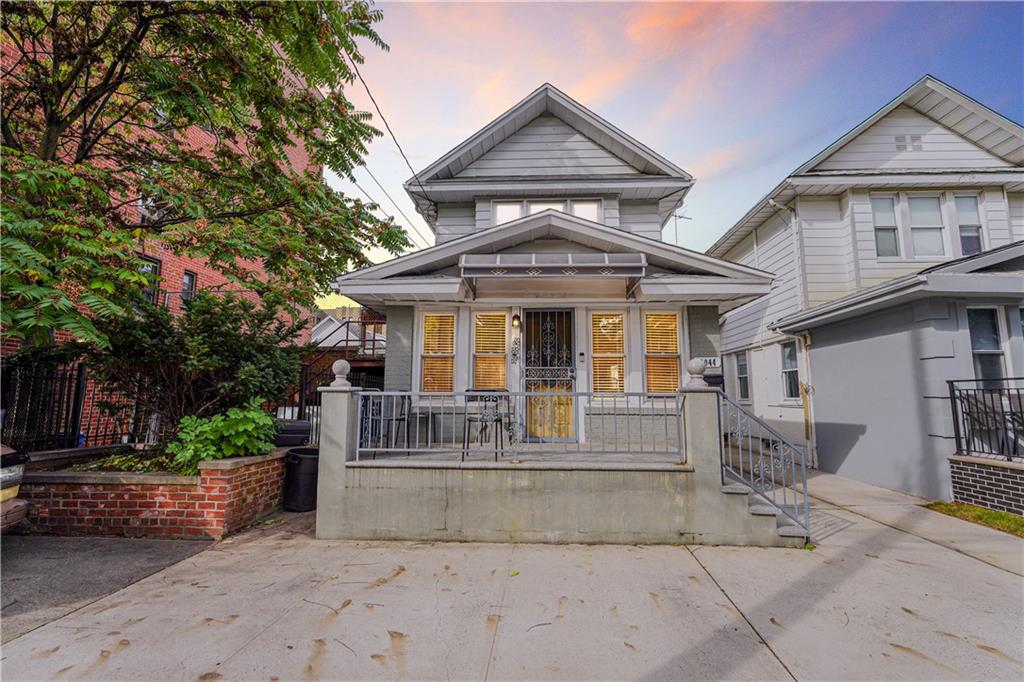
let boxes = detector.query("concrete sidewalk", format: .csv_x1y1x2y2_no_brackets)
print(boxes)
2,492,1022,682
808,471,1024,576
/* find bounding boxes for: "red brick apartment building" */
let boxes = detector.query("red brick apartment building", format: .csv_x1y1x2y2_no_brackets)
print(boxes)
1,40,324,451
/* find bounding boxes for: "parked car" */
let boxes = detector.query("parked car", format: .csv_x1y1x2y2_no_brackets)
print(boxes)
2,444,30,532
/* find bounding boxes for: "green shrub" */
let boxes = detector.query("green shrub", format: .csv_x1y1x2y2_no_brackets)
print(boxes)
166,399,276,475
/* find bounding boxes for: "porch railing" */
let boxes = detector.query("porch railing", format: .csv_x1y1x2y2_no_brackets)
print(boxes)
949,378,1024,460
355,391,685,463
717,392,810,535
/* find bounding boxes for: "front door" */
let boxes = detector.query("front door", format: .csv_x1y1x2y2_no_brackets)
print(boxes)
522,309,575,441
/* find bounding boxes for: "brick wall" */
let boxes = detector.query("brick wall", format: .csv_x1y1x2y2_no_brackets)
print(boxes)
948,455,1024,516
20,451,287,539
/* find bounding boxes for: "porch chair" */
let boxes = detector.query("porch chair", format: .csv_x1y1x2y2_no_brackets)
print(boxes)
462,390,509,462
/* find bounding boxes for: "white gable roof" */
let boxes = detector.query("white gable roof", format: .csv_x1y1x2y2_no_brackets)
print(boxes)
410,84,692,184
708,75,1024,258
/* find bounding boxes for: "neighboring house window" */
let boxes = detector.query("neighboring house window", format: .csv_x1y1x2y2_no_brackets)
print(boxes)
591,313,625,393
139,257,161,304
644,313,680,394
955,195,983,256
780,341,800,400
421,313,456,392
908,196,945,257
472,312,507,391
871,196,899,257
735,351,750,401
967,308,1005,384
181,271,198,302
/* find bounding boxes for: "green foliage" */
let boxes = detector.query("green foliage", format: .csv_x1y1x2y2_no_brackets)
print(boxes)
69,450,177,474
1,1,409,347
83,291,304,441
166,399,276,475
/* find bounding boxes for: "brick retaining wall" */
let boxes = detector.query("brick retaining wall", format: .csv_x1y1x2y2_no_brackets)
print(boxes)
20,450,287,539
948,455,1024,516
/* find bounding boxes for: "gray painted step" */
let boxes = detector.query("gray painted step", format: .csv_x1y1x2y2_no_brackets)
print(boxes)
721,484,751,495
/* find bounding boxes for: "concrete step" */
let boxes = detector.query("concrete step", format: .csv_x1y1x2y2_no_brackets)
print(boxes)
720,484,751,495
748,504,779,516
777,525,809,539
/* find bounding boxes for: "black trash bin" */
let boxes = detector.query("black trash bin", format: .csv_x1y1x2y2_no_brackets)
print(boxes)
275,419,312,446
283,447,319,512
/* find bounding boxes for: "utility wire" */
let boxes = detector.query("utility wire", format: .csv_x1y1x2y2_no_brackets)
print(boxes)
360,165,433,248
350,178,428,252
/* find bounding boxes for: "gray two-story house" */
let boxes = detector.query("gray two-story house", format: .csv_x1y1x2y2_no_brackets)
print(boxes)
709,75,1024,500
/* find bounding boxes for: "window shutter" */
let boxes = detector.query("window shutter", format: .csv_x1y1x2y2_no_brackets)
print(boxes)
644,313,680,393
591,313,625,393
473,312,506,390
422,313,455,392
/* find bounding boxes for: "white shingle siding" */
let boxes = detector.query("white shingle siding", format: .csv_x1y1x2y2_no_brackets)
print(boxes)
618,201,663,240
1010,193,1024,242
798,196,856,307
456,115,641,178
435,204,477,244
813,106,1012,171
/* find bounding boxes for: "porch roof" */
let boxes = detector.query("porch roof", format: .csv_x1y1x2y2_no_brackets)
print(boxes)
335,210,773,310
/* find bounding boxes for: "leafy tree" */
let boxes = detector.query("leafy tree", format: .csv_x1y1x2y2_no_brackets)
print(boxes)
83,292,306,442
2,1,408,347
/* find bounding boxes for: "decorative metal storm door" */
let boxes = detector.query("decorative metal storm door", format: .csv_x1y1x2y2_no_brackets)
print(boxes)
522,309,575,441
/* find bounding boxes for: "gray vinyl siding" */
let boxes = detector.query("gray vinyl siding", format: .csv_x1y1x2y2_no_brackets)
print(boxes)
603,196,620,228
383,306,414,391
719,212,800,352
813,106,1011,171
435,204,476,244
618,201,663,240
1010,193,1024,242
982,188,1011,246
457,115,640,178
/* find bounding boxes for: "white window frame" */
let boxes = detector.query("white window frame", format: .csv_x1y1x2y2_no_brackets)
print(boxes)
905,192,948,259
780,340,801,402
641,309,683,395
415,308,458,394
870,193,900,258
470,309,510,391
734,350,750,403
589,309,627,395
491,198,604,226
966,305,1011,382
952,192,986,257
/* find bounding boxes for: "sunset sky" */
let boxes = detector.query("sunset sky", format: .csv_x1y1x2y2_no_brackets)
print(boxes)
326,1,1023,262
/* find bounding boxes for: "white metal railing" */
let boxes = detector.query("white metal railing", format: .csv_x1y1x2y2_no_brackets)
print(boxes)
718,392,810,534
355,391,685,463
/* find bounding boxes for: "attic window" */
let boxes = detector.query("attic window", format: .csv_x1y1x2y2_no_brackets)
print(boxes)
492,199,604,226
894,134,923,152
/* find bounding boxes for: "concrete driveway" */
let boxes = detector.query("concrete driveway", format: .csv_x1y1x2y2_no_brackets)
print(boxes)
2,476,1021,681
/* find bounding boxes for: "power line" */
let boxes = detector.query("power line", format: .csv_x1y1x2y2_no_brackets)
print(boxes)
350,178,428,252
360,165,433,248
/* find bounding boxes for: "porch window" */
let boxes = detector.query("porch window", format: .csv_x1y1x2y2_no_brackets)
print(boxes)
908,196,945,257
871,196,899,257
735,351,750,401
644,313,680,393
591,313,625,394
955,195,983,256
780,341,800,400
421,313,456,392
967,308,1005,384
472,312,507,390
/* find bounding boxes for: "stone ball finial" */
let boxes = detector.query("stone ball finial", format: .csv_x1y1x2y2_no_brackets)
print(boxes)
686,358,708,387
331,359,352,387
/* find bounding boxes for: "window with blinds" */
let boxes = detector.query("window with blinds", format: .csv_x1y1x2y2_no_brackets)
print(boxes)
591,313,625,393
421,313,455,392
644,312,680,393
473,312,507,390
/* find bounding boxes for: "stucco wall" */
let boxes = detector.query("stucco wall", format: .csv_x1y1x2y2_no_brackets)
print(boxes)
808,299,1024,500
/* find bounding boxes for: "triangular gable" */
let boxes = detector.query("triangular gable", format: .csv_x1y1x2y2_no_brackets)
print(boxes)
337,210,771,283
799,75,1024,173
409,84,691,184
457,114,642,178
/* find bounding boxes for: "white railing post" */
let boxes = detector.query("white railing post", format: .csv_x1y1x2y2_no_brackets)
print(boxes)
682,385,723,483
315,359,362,539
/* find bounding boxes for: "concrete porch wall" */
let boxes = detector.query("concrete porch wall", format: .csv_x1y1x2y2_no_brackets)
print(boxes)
314,374,799,547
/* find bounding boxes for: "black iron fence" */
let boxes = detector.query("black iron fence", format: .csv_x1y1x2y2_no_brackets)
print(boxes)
949,378,1024,460
1,362,155,452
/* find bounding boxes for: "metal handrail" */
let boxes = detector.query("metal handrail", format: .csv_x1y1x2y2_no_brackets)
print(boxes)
717,391,810,534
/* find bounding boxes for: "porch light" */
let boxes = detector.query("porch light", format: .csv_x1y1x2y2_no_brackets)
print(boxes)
511,313,521,329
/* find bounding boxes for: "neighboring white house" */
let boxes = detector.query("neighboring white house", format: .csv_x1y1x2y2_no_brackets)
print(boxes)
708,75,1024,499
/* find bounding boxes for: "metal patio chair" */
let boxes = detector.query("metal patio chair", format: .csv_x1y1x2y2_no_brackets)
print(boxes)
462,390,509,461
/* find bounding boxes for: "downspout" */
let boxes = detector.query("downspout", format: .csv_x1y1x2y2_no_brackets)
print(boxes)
776,328,818,469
